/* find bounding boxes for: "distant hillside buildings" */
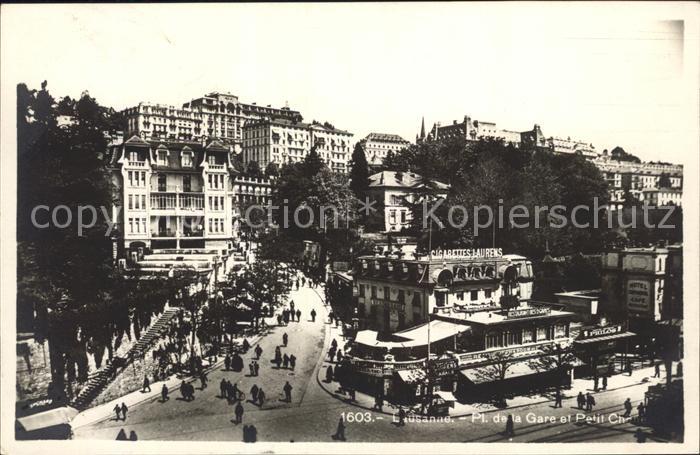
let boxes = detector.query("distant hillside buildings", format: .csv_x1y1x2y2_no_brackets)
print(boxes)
358,133,411,168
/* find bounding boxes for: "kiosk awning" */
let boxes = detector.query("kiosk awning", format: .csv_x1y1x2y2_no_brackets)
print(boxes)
574,331,636,345
17,406,78,432
460,361,540,385
396,369,427,384
434,390,457,402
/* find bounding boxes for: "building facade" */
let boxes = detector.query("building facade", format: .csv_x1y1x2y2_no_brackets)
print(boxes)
109,136,239,259
591,154,683,208
241,119,353,173
366,171,449,232
123,92,302,149
358,133,411,168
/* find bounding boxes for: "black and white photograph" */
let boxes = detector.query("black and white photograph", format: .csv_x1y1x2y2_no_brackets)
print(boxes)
1,2,698,453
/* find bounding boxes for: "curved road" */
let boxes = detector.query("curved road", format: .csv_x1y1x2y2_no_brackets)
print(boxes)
74,281,661,443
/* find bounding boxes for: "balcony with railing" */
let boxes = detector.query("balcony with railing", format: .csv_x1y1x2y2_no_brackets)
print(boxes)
208,164,226,171
127,160,147,168
150,193,205,212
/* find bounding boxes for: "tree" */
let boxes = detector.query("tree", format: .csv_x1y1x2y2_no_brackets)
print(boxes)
527,343,578,392
610,146,641,163
265,162,279,178
246,160,262,178
658,173,672,189
226,261,290,330
473,351,517,407
349,142,369,202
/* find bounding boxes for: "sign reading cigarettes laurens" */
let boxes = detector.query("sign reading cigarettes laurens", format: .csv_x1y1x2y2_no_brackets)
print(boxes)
430,248,504,259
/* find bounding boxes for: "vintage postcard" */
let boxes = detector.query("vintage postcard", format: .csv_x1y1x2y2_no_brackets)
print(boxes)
1,2,698,454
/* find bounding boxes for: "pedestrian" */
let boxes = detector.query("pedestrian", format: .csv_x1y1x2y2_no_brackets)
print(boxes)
283,332,288,347
275,354,282,369
326,365,334,383
248,424,257,442
586,393,595,412
257,388,266,407
249,362,255,376
577,391,585,409
251,384,259,403
189,382,196,401
554,389,563,408
142,375,151,393
627,360,633,376
255,345,263,360
333,416,346,441
296,309,301,322
200,371,208,389
224,354,231,371
283,381,293,402
602,375,608,390
594,376,599,392
289,354,296,371
623,398,633,417
242,338,250,352
234,402,244,424
254,361,260,377
349,388,356,402
328,346,336,362
116,429,127,440
161,384,169,402
398,407,406,426
654,363,660,378
120,403,128,420
220,378,227,399
637,402,646,420
129,430,138,441
290,300,295,313
283,353,290,369
311,309,317,322
505,415,515,437
232,382,241,401
635,428,648,443
113,404,122,421
374,394,384,412
336,349,343,363
243,425,250,442
277,314,283,326
331,338,338,349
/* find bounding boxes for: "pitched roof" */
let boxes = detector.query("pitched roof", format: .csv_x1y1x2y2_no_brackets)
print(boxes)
364,132,410,143
368,171,449,190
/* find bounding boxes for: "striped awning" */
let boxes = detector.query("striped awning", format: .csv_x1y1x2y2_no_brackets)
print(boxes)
575,331,636,345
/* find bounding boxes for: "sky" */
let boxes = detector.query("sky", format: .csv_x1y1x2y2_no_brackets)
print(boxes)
2,3,698,165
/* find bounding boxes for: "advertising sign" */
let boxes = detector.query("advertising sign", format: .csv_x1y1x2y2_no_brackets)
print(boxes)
430,248,503,259
580,324,623,339
506,307,551,319
627,279,651,312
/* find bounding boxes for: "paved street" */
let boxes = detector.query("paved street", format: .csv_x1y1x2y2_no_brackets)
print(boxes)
72,277,665,443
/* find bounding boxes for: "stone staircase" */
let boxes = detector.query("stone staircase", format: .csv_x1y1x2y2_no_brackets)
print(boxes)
70,307,180,410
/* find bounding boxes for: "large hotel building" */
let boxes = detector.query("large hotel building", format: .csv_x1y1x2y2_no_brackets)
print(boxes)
242,119,353,173
358,133,411,168
122,92,302,149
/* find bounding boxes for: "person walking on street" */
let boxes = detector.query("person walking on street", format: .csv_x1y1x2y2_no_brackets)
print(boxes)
398,407,406,426
220,379,227,399
331,338,338,349
225,354,231,371
325,365,334,383
296,309,301,322
333,416,346,441
283,381,293,402
161,384,169,402
328,346,337,362
234,402,244,424
505,415,515,437
554,389,563,408
349,388,356,402
257,388,266,407
627,360,633,376
283,353,290,369
623,398,633,417
250,384,259,403
586,393,595,412
120,403,128,421
277,314,283,326
602,375,608,390
289,354,296,371
336,349,343,363
242,338,250,352
374,394,384,412
254,361,260,377
577,392,585,409
283,332,288,347
249,362,255,376
654,363,661,378
142,375,151,393
200,371,208,390
113,404,122,421
255,345,263,360
637,402,646,421
290,300,295,314
311,309,317,322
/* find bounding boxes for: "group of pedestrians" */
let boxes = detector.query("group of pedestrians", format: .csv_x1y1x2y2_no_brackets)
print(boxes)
577,391,596,411
225,352,245,372
274,338,297,371
180,380,196,401
327,339,343,363
112,402,128,421
278,306,302,325
249,384,266,406
219,378,243,402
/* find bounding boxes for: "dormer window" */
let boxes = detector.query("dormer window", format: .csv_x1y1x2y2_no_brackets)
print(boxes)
181,151,193,167
208,155,216,166
157,151,167,166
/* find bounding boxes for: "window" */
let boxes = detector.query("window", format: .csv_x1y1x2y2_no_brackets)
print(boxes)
383,286,390,300
536,327,547,341
485,289,492,299
371,286,377,299
158,174,166,192
182,152,192,167
128,195,133,210
554,324,567,338
486,333,501,349
456,292,464,301
470,290,478,301
183,175,192,192
157,151,167,166
208,155,216,166
400,211,407,223
389,210,396,224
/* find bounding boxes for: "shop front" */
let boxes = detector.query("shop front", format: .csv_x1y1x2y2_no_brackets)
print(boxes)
573,323,635,379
